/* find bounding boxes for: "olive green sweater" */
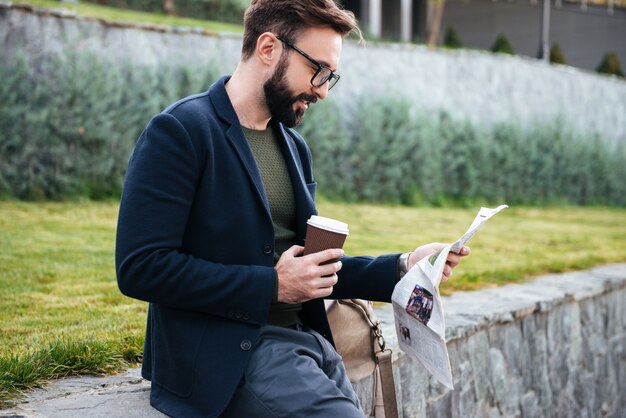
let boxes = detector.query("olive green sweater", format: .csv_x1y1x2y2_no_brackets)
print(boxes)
242,126,301,326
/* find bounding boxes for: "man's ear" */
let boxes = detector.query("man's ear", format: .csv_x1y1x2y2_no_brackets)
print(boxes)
256,32,281,66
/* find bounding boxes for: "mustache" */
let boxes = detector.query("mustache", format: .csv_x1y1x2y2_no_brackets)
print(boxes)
295,93,318,104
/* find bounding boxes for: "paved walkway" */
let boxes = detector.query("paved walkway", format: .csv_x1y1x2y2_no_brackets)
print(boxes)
0,368,163,418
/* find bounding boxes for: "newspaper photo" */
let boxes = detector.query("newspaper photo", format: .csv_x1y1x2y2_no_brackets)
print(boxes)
391,204,508,389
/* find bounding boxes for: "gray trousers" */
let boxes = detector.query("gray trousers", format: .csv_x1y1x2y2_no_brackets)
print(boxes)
221,324,365,417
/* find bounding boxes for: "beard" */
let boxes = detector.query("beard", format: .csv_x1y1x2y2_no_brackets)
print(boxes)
263,56,317,128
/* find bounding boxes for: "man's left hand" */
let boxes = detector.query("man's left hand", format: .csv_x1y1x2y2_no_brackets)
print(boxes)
407,243,471,283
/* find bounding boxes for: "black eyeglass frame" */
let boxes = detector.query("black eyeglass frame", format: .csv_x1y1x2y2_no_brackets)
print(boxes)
277,36,341,90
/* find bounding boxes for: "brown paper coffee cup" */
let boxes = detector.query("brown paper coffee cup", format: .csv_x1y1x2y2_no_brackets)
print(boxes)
303,215,349,263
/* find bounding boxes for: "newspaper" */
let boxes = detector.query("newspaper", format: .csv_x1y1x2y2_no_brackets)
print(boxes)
390,204,508,389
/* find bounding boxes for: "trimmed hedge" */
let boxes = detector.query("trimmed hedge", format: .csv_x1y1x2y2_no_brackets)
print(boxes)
299,98,626,207
1,52,624,206
0,52,219,199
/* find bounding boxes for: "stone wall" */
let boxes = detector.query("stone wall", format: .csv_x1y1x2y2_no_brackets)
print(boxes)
2,2,626,143
354,264,626,417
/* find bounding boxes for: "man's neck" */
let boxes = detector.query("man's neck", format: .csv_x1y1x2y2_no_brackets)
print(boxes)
225,64,272,130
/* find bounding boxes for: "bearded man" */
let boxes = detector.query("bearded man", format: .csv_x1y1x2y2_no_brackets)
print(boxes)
115,1,469,417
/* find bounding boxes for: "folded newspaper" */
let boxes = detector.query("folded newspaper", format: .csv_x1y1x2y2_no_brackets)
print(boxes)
391,204,508,389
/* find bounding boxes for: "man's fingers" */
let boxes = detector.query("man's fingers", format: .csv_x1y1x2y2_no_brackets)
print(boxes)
307,248,344,264
447,245,470,267
286,245,305,257
319,273,338,287
306,274,337,299
318,260,342,277
453,246,470,256
319,274,338,294
314,285,334,299
276,246,343,304
446,254,461,268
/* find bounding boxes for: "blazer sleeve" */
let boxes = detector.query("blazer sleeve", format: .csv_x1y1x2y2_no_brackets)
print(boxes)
330,254,401,302
115,113,275,325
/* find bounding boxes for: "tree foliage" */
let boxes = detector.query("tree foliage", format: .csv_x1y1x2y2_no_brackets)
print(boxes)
596,51,624,78
549,43,567,65
443,27,463,49
491,34,514,55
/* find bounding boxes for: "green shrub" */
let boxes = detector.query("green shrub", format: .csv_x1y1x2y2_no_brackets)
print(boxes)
550,43,567,65
298,99,354,200
2,49,624,206
596,51,625,78
490,34,514,55
443,27,463,49
348,96,419,202
302,94,625,207
0,51,218,200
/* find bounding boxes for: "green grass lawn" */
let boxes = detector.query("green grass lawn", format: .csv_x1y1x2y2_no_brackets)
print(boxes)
11,0,244,33
1,201,625,404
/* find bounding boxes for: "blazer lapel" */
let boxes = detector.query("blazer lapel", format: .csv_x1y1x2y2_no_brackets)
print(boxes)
208,76,316,239
226,125,272,215
274,123,317,244
209,77,272,220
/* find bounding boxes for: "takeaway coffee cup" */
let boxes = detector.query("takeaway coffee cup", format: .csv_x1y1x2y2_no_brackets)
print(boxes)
303,215,349,262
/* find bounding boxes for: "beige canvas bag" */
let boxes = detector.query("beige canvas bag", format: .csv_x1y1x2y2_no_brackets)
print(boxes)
325,299,398,418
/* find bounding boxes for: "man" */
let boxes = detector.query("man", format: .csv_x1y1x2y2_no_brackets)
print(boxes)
115,1,469,417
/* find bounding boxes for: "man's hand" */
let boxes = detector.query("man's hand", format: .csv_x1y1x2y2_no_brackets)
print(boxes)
407,242,471,283
275,245,344,304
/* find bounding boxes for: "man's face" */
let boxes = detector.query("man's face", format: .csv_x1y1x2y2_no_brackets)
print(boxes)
264,27,342,128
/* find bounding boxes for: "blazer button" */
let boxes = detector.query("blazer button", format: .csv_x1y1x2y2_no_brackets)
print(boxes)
240,339,252,351
263,244,272,255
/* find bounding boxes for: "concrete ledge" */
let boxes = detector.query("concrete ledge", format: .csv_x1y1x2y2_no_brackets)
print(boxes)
0,368,161,418
2,264,624,417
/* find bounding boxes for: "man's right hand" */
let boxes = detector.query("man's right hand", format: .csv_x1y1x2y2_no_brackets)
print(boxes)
274,245,344,304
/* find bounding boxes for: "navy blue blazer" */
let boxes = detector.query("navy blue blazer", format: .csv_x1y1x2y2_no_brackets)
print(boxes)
116,76,400,417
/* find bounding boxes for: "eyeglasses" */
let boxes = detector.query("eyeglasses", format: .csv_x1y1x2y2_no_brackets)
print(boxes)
277,36,341,91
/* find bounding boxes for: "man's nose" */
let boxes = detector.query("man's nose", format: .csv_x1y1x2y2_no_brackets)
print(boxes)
312,82,330,101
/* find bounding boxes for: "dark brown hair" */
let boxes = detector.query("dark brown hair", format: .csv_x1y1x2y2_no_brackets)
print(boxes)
241,0,361,59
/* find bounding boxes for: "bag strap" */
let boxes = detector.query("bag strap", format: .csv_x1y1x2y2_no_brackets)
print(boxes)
375,350,398,418
337,300,398,418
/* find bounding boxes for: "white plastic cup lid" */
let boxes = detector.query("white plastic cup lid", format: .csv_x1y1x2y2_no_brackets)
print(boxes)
307,215,349,235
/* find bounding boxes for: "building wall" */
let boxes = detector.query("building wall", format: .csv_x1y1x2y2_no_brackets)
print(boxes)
441,0,626,71
382,0,403,39
345,0,626,71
